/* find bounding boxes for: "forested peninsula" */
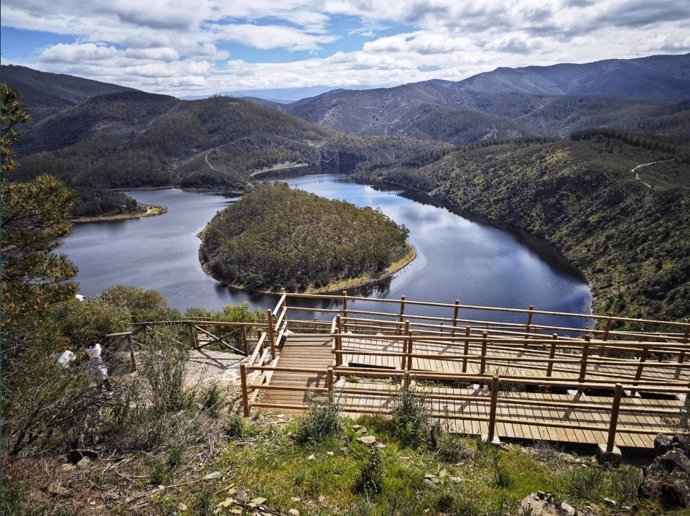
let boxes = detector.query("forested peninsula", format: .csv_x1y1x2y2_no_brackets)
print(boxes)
353,131,690,322
199,183,413,292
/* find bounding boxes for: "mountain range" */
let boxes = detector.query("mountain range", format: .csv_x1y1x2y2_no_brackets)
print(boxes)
2,53,688,192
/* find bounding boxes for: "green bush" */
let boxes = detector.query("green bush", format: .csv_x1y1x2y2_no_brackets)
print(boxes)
567,466,604,500
390,387,428,448
296,393,342,444
355,446,384,496
201,383,225,418
225,412,248,438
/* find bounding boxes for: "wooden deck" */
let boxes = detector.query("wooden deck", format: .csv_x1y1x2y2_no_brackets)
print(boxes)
251,333,689,448
243,292,690,450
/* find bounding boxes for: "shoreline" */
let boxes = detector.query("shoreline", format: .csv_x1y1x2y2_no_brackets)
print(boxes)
200,243,417,295
70,204,167,223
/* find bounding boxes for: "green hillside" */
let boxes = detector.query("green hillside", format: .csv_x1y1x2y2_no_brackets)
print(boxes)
354,133,690,321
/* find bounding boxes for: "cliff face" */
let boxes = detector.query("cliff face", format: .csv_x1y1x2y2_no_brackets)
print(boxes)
354,136,690,322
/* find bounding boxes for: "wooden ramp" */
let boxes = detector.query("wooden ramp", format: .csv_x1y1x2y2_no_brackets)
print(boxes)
255,336,333,414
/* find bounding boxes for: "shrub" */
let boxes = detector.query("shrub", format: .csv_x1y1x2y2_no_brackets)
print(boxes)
390,387,428,448
436,433,473,463
567,466,604,500
296,393,342,444
492,457,513,489
201,383,225,418
225,412,248,438
355,446,384,496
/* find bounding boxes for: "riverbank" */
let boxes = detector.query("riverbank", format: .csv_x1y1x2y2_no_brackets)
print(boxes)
203,243,416,295
70,204,167,223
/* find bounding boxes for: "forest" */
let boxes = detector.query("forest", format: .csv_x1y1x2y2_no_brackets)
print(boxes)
199,183,410,291
353,132,690,322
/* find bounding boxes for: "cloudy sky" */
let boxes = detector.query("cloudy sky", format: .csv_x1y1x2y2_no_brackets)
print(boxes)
2,0,689,98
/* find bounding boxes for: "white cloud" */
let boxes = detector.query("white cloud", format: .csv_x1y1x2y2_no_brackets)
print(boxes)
2,0,689,95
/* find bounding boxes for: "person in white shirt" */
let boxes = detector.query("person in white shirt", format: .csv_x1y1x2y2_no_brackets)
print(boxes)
83,334,112,392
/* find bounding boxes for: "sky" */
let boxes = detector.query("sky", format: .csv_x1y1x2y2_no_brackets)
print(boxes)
2,0,690,99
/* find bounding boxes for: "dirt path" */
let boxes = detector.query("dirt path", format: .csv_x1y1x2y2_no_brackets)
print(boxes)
631,159,673,188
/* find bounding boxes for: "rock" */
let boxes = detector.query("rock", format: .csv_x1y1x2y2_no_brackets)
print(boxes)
204,471,223,480
449,476,463,483
227,487,237,496
308,454,316,460
177,502,188,512
61,463,77,472
290,497,301,502
217,498,234,509
640,441,690,509
654,434,672,455
48,483,69,497
672,435,690,453
326,451,334,456
249,497,267,506
439,469,448,479
76,457,91,468
356,435,377,446
68,449,98,464
518,492,577,516
424,474,438,486
355,427,368,435
375,441,386,449
660,471,690,509
318,495,326,504
603,497,617,507
288,510,300,515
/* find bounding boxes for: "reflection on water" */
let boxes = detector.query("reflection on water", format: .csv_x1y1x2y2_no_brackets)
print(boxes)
61,175,592,328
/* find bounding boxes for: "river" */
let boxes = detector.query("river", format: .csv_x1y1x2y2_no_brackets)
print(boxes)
61,174,592,327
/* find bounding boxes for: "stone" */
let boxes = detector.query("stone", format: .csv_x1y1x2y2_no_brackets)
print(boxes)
204,471,222,480
68,449,98,464
227,487,237,496
318,495,326,504
217,498,234,509
654,434,672,455
355,427,368,434
660,471,690,509
356,435,377,446
449,476,463,483
560,502,576,515
290,497,301,503
672,435,690,453
603,497,617,507
326,451,334,456
308,454,316,460
48,483,69,497
288,510,300,516
596,444,622,464
439,469,448,479
518,492,578,516
177,502,188,512
250,497,267,506
76,457,91,468
424,474,438,487
61,463,77,472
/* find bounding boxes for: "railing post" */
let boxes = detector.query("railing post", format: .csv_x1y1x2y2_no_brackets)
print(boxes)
242,325,248,355
462,327,470,373
327,366,334,393
546,333,557,377
578,336,591,390
524,305,534,346
480,331,488,375
127,333,137,372
605,383,623,453
267,309,276,360
676,326,689,380
403,371,410,389
335,315,343,368
397,295,406,334
599,312,614,356
406,321,413,371
632,344,649,394
486,375,499,444
240,364,250,417
190,322,199,350
451,299,460,337
342,290,348,332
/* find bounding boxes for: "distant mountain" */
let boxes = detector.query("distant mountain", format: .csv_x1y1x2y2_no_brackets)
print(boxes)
9,69,451,192
455,53,690,103
287,54,690,143
1,64,135,121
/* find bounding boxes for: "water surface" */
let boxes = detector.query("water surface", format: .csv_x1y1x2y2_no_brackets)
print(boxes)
61,175,592,327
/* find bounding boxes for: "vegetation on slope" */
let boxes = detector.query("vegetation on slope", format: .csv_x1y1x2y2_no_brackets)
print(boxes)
70,187,141,218
354,132,690,321
200,183,411,291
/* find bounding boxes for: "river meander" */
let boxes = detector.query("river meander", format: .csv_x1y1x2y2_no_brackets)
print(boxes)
61,174,592,327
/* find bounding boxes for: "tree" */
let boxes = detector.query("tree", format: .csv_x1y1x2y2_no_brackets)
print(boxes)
1,84,79,455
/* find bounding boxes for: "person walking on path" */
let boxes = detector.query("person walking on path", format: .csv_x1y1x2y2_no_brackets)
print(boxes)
83,333,112,392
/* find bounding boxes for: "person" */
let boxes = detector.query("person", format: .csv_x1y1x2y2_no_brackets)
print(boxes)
83,333,112,392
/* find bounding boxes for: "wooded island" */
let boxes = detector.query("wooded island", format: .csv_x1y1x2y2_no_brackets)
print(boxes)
199,183,413,292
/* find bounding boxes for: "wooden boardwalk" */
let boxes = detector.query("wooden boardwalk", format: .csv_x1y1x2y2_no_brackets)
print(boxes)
251,333,689,448
243,292,690,450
